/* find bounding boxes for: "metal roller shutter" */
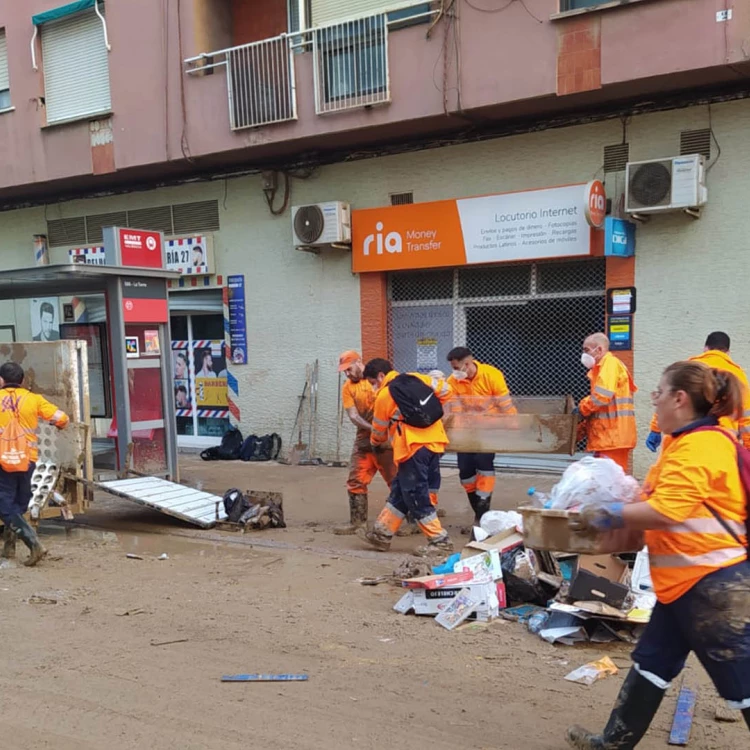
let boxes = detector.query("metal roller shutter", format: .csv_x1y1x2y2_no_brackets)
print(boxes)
311,0,423,25
41,8,111,125
168,290,223,314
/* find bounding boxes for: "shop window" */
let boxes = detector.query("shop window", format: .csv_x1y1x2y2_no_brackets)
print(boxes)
459,265,531,299
390,269,453,302
559,0,611,10
0,29,11,110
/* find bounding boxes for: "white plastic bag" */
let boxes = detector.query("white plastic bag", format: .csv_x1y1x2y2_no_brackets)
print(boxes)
547,456,640,510
479,510,523,536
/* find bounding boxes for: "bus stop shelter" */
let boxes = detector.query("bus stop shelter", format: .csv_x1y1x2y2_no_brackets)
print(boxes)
0,263,180,480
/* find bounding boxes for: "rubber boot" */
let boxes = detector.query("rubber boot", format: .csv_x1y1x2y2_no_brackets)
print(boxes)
461,493,491,536
2,525,16,559
742,707,750,731
9,514,47,567
359,521,393,552
566,668,666,750
414,534,454,558
333,492,368,535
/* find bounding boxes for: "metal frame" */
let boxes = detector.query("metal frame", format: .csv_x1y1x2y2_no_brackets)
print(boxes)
0,264,180,480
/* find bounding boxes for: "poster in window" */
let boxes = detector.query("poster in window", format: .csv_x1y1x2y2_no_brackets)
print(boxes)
31,298,60,342
193,341,227,408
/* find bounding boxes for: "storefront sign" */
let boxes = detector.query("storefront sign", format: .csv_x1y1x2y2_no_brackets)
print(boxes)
69,246,106,265
165,235,214,276
584,180,607,228
608,315,633,351
604,217,636,257
227,275,248,365
103,227,165,269
352,184,597,273
122,277,169,323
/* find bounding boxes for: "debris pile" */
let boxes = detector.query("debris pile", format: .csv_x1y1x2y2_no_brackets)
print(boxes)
220,489,286,530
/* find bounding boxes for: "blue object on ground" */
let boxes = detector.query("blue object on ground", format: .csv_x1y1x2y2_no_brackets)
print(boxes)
432,553,461,574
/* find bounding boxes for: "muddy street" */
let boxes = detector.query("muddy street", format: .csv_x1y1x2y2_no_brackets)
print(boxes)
0,460,745,749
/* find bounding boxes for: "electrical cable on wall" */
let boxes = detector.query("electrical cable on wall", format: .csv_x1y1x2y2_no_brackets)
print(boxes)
263,172,291,216
176,0,194,163
706,103,722,173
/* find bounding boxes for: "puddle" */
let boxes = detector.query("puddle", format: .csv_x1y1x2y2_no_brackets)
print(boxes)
40,524,254,559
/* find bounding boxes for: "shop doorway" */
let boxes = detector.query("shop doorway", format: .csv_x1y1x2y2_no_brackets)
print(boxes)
388,259,606,469
170,312,230,447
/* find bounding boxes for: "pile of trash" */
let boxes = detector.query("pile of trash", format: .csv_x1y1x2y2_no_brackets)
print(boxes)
392,457,656,639
222,489,286,530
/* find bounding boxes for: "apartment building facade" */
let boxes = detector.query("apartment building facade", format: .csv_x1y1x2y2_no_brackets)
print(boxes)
0,0,748,473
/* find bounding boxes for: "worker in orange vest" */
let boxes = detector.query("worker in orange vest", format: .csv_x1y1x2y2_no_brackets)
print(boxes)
359,358,454,557
646,331,750,453
446,347,516,533
577,332,637,473
567,360,749,747
333,351,397,536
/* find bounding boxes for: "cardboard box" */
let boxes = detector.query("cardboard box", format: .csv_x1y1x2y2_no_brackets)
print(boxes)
578,554,628,583
453,549,502,583
401,571,473,590
408,580,507,619
461,528,524,558
569,555,630,609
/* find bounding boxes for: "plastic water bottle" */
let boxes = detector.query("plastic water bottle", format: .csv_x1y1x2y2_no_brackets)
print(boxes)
527,610,550,635
527,487,551,509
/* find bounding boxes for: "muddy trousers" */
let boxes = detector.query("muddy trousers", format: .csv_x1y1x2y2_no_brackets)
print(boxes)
375,448,447,541
0,463,35,522
457,452,495,521
346,442,396,494
631,562,750,713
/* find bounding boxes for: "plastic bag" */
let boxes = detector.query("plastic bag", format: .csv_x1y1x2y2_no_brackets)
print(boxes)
564,656,619,686
479,510,523,536
547,456,640,510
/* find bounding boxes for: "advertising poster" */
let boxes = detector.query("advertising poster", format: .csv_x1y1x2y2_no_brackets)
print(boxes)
227,275,248,365
31,298,60,341
194,341,228,408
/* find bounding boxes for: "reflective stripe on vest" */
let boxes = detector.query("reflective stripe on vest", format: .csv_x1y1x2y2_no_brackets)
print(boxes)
667,517,747,536
650,546,747,569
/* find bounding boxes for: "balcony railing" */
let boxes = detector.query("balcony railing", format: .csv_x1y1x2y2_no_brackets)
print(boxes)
311,14,390,115
185,35,297,130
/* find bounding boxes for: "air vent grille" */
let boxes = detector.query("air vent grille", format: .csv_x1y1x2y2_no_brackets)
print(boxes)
603,143,629,173
680,129,711,159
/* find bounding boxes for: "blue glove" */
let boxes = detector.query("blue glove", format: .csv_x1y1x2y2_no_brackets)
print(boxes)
645,431,662,453
569,502,625,532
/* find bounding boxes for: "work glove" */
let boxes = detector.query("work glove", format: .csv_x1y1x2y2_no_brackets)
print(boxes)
645,431,662,453
569,502,625,533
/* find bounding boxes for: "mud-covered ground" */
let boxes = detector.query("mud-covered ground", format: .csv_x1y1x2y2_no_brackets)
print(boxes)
0,459,745,749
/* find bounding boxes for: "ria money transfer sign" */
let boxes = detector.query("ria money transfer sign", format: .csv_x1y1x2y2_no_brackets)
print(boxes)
351,183,601,273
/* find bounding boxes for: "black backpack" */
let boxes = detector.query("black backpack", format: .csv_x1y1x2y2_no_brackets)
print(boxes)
387,374,443,429
239,433,282,462
200,427,244,461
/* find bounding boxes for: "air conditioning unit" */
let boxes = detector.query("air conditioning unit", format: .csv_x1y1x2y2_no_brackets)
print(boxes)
292,201,351,248
625,154,707,216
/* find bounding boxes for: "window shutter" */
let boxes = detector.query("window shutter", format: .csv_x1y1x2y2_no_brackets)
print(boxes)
41,9,111,125
0,30,9,92
311,0,425,25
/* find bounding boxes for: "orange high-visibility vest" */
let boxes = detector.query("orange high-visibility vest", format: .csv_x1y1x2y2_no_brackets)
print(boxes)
578,352,637,451
448,361,517,416
649,350,750,450
370,371,453,465
642,423,747,604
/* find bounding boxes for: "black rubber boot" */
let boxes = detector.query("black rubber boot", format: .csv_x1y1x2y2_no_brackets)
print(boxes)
742,707,750,731
566,668,666,749
333,493,368,535
9,514,47,567
2,525,16,559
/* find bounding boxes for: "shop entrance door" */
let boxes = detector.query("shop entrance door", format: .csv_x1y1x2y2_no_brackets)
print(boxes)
388,258,606,471
170,313,230,447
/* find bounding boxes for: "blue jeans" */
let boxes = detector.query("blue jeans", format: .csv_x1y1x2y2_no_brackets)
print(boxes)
0,463,36,523
388,447,440,522
632,561,750,706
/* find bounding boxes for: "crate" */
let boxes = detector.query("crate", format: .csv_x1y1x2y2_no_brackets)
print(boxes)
519,506,644,554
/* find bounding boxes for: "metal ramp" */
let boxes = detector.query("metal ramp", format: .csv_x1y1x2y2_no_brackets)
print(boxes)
96,477,227,528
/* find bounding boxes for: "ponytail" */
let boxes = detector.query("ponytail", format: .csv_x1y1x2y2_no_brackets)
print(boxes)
663,361,742,420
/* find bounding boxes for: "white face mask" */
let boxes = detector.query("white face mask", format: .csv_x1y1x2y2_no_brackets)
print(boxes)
452,370,468,381
581,352,596,370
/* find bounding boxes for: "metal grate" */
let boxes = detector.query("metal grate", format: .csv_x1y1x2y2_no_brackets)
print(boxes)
680,128,711,159
390,192,414,205
313,13,389,115
172,200,221,234
603,143,629,173
227,35,297,130
47,217,87,247
47,200,221,247
85,212,127,244
388,259,606,406
128,206,174,234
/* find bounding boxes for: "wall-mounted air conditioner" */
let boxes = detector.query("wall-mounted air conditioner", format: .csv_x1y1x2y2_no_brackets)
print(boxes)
625,154,707,217
292,201,351,249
